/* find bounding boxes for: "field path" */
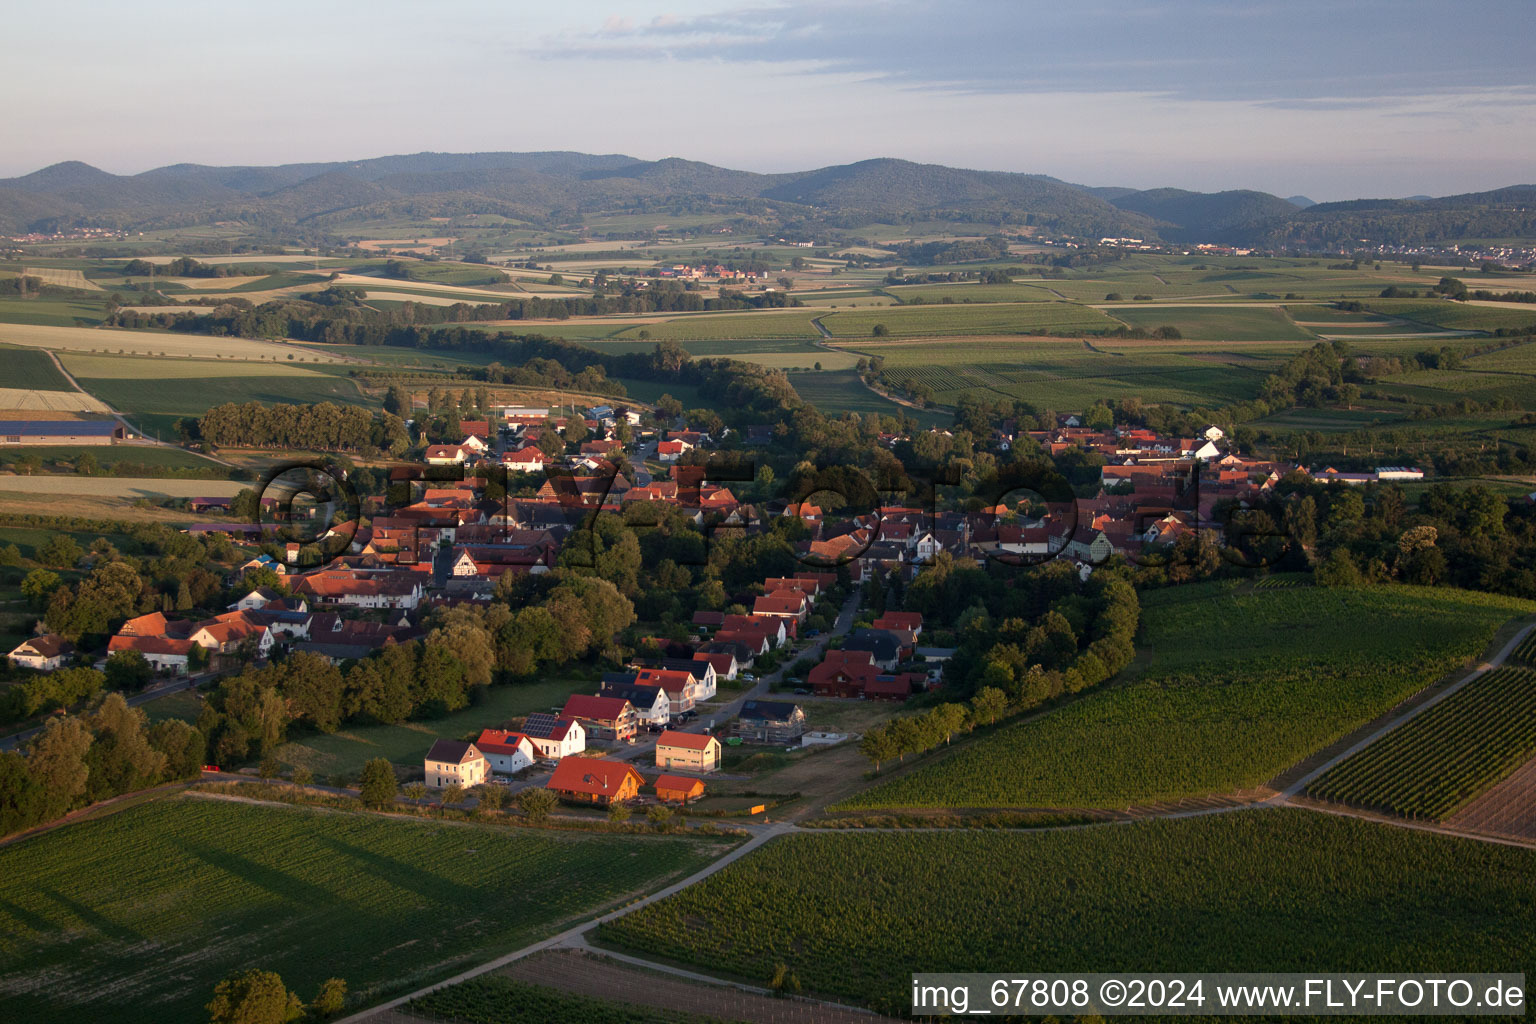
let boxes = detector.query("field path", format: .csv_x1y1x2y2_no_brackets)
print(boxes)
40,348,140,438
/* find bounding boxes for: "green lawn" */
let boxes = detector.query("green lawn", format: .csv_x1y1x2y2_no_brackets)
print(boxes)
837,582,1534,811
1365,299,1536,333
598,809,1536,1015
0,796,735,1024
0,297,108,328
270,677,592,778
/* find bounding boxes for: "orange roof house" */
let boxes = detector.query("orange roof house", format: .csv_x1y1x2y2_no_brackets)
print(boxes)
655,730,721,772
653,774,706,804
546,758,644,806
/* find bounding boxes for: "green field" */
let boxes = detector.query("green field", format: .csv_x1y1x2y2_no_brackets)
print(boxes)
837,582,1533,811
820,302,1117,338
0,297,107,327
785,369,952,428
1365,299,1536,333
1102,304,1318,341
270,677,591,778
59,353,340,380
598,809,1536,1014
0,795,733,1024
609,311,825,342
75,373,369,439
0,445,225,473
1306,665,1536,819
884,282,1058,303
0,346,74,391
846,337,1272,407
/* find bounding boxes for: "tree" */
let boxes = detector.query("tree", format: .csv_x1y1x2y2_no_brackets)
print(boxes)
871,323,889,337
646,804,674,830
83,694,165,802
858,726,899,772
20,568,61,609
440,783,464,806
38,535,83,568
104,650,153,693
148,719,206,779
607,801,632,824
474,783,507,812
359,758,397,809
517,786,556,822
27,715,93,821
403,782,428,802
206,969,303,1024
308,978,348,1019
970,686,1008,726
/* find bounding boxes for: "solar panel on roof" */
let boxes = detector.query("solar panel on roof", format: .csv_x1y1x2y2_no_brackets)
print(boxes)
523,712,559,737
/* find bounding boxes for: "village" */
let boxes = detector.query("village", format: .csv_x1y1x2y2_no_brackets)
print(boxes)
6,400,1423,816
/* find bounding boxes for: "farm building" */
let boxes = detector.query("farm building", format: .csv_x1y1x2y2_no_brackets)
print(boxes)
7,634,74,671
655,730,721,772
546,758,643,806
654,774,706,804
0,419,125,445
424,739,487,789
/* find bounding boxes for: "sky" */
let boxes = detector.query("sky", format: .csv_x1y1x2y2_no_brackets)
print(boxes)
4,0,1533,200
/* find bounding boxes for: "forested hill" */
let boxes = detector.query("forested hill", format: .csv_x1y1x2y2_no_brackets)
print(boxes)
0,150,1531,248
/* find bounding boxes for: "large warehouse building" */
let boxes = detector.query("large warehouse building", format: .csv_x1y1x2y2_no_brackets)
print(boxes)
0,420,126,445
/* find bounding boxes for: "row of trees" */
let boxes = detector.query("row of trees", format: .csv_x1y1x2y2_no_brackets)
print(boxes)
0,694,205,837
197,401,409,453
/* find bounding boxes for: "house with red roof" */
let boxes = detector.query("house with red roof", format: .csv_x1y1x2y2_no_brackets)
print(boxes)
474,729,535,775
653,774,706,804
546,758,643,806
693,649,738,681
560,694,638,743
107,634,195,674
872,611,923,635
655,730,721,772
519,714,585,759
753,590,809,623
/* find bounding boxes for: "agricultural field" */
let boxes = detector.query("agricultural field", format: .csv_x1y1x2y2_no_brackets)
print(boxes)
1365,299,1536,333
1101,304,1318,341
58,352,339,380
846,337,1271,408
1305,666,1536,819
269,677,592,779
74,372,368,440
0,388,111,413
883,281,1058,303
0,323,347,362
837,582,1533,811
0,795,735,1024
0,444,225,473
819,302,1117,338
0,347,74,391
0,476,245,498
610,311,825,342
0,297,108,327
598,809,1536,1015
784,370,951,428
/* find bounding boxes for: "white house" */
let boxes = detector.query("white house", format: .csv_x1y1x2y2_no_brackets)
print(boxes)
227,586,287,612
424,739,487,789
473,730,536,775
519,714,585,759
502,446,549,472
7,634,73,671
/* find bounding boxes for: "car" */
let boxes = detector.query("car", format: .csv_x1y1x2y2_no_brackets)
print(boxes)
792,687,810,695
741,672,756,681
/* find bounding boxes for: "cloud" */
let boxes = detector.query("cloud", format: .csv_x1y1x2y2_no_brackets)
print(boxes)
529,0,1536,104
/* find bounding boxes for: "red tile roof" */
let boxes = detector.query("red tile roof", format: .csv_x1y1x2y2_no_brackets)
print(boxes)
547,758,643,798
656,730,717,751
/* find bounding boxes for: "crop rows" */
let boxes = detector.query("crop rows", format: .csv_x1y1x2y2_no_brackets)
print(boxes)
822,302,1116,338
1509,631,1536,667
0,797,727,1024
835,583,1532,811
598,812,1536,1015
1306,666,1536,819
